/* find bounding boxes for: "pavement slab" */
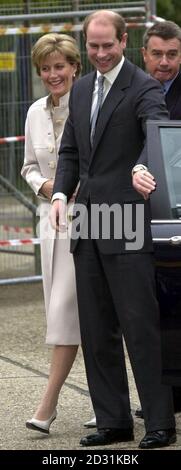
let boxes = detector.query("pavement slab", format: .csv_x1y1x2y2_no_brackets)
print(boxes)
0,283,180,461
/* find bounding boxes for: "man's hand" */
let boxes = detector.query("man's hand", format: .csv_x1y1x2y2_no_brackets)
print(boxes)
132,170,156,200
49,199,67,232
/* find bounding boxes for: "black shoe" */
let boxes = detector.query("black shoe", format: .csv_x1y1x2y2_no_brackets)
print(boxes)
139,428,176,449
80,428,134,447
135,408,144,419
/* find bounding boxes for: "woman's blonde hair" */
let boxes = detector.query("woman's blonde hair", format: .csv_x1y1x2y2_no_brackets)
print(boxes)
32,33,81,78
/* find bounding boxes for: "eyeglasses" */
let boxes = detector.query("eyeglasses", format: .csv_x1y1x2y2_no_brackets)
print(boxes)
151,50,180,61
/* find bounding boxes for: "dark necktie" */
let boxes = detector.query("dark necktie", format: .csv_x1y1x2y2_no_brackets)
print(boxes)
162,84,167,95
90,75,105,146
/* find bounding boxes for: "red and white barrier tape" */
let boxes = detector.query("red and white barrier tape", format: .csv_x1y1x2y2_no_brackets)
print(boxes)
3,225,32,234
0,23,81,36
0,136,25,144
0,21,149,37
0,238,40,247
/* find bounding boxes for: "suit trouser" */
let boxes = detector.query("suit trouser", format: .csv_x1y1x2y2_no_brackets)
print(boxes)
73,238,175,432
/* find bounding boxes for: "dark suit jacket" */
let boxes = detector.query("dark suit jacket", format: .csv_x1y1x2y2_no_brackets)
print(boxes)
53,58,168,253
166,70,181,119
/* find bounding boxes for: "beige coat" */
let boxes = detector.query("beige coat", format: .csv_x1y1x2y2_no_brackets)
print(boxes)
21,94,81,345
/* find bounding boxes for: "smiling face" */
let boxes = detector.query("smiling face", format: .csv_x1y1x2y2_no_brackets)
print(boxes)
142,36,181,83
40,51,77,105
86,19,127,74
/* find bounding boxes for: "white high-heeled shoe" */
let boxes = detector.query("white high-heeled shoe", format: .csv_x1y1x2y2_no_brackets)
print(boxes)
84,416,97,428
26,409,57,434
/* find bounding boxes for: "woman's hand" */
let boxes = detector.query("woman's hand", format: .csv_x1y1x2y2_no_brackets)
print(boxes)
40,179,54,200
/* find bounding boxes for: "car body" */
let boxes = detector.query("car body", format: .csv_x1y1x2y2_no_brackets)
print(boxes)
148,120,181,386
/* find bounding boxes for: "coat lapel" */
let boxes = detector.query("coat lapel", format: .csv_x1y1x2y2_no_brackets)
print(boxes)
90,59,135,158
166,71,181,113
79,71,96,155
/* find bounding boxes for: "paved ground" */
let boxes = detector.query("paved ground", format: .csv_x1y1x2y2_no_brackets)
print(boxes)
0,282,180,462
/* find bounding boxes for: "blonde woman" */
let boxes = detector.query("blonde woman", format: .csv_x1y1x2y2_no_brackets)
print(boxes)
22,33,95,433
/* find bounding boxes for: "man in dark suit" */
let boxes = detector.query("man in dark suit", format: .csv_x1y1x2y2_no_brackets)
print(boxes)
50,10,175,448
133,20,181,417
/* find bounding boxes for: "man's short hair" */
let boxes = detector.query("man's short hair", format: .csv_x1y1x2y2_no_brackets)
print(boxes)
83,10,126,41
143,21,181,49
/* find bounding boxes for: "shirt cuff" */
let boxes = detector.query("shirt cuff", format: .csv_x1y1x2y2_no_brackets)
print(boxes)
51,192,67,203
132,164,148,176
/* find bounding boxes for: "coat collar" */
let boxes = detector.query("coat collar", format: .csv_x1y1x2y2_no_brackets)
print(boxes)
165,70,181,109
44,91,70,110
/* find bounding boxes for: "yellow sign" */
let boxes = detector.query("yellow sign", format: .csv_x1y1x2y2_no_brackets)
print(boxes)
0,52,16,71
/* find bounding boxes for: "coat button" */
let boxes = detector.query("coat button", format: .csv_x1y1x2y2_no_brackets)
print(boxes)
48,145,54,153
48,161,56,169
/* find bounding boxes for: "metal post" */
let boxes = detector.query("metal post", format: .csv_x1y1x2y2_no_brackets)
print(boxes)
150,0,157,16
145,0,156,22
32,194,41,276
72,0,81,49
23,0,40,275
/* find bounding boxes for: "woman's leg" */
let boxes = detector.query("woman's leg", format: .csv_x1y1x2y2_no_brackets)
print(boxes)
33,344,78,420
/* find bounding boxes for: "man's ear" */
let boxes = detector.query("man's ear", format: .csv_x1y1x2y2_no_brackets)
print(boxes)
121,32,128,49
141,47,146,63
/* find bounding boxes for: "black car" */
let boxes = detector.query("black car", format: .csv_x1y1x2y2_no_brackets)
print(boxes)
148,120,181,386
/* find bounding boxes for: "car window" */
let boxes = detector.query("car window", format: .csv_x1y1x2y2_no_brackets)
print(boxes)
160,127,181,217
147,121,181,219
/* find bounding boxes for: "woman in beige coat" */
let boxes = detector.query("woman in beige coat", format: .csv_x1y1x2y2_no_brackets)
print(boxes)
21,33,95,432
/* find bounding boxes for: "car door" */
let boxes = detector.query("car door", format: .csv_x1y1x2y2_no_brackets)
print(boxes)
147,120,181,386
